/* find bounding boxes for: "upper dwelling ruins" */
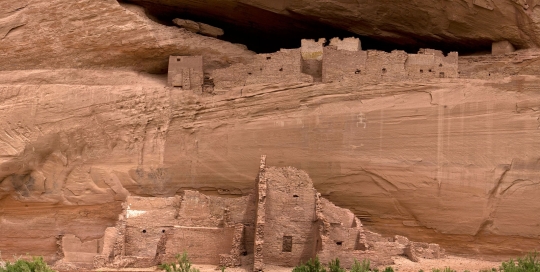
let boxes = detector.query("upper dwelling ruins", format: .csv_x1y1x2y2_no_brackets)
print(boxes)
169,37,459,92
56,156,444,271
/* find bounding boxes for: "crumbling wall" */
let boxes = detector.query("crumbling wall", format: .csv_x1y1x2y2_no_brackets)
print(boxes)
212,49,312,91
301,39,325,81
212,63,250,90
405,49,459,79
212,37,460,90
263,166,319,267
430,50,459,78
61,235,103,266
91,192,255,268
405,53,436,79
253,155,267,272
329,37,361,51
164,226,235,265
365,50,409,81
88,157,446,271
322,47,367,83
168,56,204,93
246,49,312,85
219,223,246,267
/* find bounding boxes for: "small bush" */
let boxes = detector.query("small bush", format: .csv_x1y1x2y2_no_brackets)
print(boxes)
432,268,455,272
292,257,327,272
383,267,394,272
328,258,345,272
159,252,200,272
351,259,371,272
0,256,56,272
500,252,540,272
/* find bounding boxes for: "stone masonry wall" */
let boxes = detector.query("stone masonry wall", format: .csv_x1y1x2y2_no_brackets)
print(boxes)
253,155,267,272
263,166,319,267
212,49,312,91
163,226,235,265
322,47,367,83
168,56,204,93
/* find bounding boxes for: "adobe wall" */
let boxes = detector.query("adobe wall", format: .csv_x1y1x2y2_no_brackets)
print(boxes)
316,196,445,268
433,51,459,78
322,47,367,83
300,39,325,81
329,37,361,51
405,53,436,79
212,49,312,91
168,56,204,93
253,155,268,272
210,37,461,91
88,157,446,270
405,50,458,79
246,49,312,85
262,166,319,267
163,226,236,265
365,50,409,81
92,192,255,268
61,235,103,265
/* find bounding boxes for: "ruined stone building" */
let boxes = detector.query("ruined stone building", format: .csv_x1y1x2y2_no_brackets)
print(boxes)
168,37,460,94
167,55,204,93
211,49,313,90
55,156,444,270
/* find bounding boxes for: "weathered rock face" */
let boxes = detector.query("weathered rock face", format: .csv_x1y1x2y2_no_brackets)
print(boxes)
129,0,540,51
0,0,253,73
1,67,540,261
1,0,540,266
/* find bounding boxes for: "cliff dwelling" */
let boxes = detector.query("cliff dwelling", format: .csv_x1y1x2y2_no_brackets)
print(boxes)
54,156,444,271
3,0,540,271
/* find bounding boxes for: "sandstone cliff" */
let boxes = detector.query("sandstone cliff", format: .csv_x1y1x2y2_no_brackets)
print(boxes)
1,0,540,266
129,0,540,51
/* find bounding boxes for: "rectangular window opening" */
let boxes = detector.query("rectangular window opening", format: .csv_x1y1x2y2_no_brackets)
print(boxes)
282,236,292,252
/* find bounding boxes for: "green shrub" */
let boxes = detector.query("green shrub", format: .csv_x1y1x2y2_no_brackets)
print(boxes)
383,267,394,272
500,252,540,272
159,252,200,272
351,259,371,272
432,268,455,272
328,258,345,272
292,257,327,272
0,256,56,272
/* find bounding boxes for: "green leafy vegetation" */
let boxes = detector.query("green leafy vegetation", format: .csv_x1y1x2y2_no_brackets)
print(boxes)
500,252,540,272
328,258,346,272
159,252,200,272
432,268,456,272
0,256,56,272
350,259,371,272
292,257,327,272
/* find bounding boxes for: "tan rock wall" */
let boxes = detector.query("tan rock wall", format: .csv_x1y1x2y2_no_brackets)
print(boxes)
1,68,540,262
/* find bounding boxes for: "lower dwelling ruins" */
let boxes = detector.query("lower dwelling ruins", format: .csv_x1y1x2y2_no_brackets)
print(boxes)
56,156,444,271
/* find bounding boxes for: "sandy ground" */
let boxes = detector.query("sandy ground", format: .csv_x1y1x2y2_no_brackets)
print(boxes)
188,255,502,272
92,255,502,272
390,255,501,272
